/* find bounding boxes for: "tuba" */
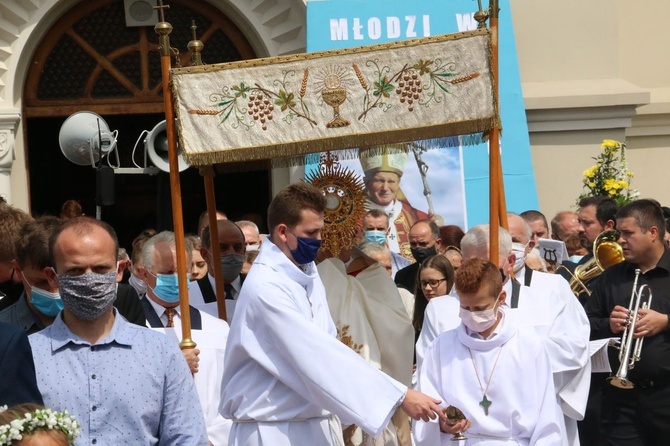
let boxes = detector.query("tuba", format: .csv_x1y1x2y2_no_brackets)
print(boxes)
608,269,653,389
561,230,625,297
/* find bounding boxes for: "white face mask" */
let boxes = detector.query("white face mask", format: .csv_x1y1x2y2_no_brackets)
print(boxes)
459,301,500,333
511,242,528,273
246,244,260,252
568,255,584,263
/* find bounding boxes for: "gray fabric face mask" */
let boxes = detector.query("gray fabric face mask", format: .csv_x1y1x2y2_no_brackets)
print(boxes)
220,253,245,283
56,271,118,321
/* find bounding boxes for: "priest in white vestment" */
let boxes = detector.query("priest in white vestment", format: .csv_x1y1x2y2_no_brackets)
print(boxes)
318,251,415,446
220,183,445,446
416,225,590,446
136,231,232,445
414,258,562,445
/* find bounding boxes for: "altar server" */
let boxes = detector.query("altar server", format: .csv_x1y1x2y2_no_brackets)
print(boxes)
416,225,590,445
414,258,562,445
220,182,445,446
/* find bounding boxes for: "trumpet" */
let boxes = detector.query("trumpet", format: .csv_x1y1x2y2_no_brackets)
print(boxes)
608,269,653,389
559,230,624,297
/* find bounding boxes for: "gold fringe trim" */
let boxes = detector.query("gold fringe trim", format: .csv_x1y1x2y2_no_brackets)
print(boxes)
182,116,497,167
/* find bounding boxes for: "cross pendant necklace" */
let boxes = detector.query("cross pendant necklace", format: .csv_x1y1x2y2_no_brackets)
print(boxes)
467,345,504,416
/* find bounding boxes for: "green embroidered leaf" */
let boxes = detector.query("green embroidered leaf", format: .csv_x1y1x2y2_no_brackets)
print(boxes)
275,90,296,111
232,82,250,98
435,72,456,78
413,59,433,75
373,76,393,98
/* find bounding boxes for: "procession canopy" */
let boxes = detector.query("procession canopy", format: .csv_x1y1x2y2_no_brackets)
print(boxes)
171,28,498,166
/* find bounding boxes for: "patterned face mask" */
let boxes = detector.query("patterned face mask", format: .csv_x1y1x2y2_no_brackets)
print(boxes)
56,270,118,321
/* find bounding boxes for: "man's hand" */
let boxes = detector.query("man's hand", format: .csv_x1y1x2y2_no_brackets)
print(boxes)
439,407,471,435
609,305,630,334
400,389,446,422
182,348,200,374
634,308,668,338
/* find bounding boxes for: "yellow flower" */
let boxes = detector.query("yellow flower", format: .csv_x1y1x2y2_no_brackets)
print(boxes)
583,166,598,179
603,178,618,192
608,189,617,196
588,182,596,188
601,139,620,150
626,171,634,178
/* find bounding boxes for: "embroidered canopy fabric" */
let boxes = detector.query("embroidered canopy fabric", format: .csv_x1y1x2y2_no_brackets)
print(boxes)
172,28,497,166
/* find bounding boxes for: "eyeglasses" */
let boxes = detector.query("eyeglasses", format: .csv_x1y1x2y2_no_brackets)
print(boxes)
420,278,447,289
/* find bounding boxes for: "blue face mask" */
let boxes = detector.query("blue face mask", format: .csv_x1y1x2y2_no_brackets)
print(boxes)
287,227,322,265
27,282,63,318
365,230,387,245
149,273,180,303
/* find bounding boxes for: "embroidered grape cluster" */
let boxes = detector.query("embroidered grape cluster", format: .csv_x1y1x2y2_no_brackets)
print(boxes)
247,92,275,131
395,70,423,112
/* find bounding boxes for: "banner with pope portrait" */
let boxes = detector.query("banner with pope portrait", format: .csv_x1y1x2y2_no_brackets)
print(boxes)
306,0,539,242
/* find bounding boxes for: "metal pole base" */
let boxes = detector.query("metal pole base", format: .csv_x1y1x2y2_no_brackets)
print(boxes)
608,376,634,389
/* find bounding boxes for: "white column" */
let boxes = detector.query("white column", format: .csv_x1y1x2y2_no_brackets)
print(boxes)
0,110,21,204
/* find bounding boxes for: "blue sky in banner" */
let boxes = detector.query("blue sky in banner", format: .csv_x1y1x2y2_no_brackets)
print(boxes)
306,0,538,227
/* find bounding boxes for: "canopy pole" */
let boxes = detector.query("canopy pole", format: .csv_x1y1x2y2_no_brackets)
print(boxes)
188,22,228,322
481,0,506,262
154,0,195,350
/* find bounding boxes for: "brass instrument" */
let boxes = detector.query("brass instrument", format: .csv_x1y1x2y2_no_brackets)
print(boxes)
608,269,653,389
561,230,624,297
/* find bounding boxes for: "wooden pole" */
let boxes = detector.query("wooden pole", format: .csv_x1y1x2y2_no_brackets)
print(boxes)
188,22,228,322
202,167,228,321
154,0,195,350
488,0,507,262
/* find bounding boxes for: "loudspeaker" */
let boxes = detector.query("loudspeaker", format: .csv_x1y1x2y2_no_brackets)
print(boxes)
96,166,115,206
59,111,118,166
124,0,158,27
146,120,189,173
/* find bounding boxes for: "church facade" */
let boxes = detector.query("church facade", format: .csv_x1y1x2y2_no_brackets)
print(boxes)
0,0,667,223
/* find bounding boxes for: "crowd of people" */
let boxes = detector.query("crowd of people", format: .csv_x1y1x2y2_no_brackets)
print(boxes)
1,184,669,446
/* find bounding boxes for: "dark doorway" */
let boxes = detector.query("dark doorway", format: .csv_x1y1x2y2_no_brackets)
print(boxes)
26,114,271,251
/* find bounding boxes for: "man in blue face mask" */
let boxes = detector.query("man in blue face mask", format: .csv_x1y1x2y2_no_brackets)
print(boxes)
220,182,446,446
361,209,411,279
0,217,64,334
138,230,232,445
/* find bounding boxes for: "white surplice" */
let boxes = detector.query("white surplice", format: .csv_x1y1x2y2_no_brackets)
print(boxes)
416,272,590,446
145,298,232,446
189,274,241,321
414,310,562,446
220,238,407,446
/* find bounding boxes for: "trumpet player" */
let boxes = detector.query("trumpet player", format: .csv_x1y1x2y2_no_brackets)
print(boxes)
585,199,670,445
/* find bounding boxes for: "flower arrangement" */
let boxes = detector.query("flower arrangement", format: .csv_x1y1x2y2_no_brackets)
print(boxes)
0,406,80,445
578,139,639,207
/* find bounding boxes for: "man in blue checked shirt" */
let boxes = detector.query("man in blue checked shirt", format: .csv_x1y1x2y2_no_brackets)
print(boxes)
29,217,208,445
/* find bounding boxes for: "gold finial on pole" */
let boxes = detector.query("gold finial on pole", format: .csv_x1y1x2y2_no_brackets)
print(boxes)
187,20,204,66
154,0,173,57
474,0,489,29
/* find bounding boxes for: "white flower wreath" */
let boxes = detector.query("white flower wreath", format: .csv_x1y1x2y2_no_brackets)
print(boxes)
0,406,80,445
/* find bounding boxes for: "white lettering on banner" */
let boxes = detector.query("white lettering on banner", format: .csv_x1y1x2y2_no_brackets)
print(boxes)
405,15,417,37
456,13,478,32
353,18,364,40
330,18,349,40
387,16,401,38
369,17,382,39
328,15,431,41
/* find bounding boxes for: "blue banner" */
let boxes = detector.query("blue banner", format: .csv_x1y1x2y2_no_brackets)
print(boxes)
306,0,538,227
